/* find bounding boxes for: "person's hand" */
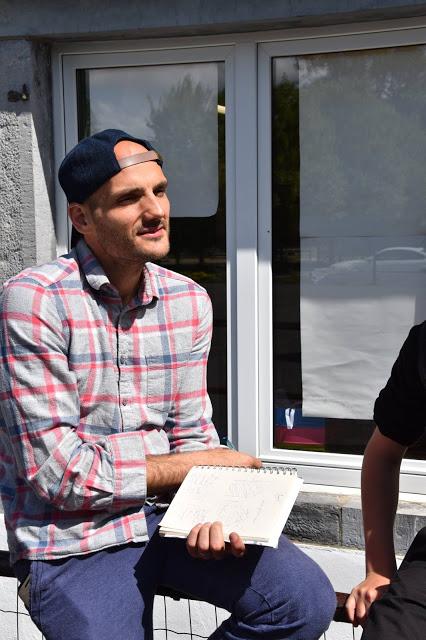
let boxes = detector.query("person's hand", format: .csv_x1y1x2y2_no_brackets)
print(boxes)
146,447,261,494
186,521,245,560
204,447,262,469
346,573,391,626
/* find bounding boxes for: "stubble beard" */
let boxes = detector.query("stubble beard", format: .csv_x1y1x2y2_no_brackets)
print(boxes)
140,234,170,262
91,218,171,267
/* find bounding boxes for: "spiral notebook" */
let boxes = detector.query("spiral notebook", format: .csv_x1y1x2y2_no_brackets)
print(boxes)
159,465,303,548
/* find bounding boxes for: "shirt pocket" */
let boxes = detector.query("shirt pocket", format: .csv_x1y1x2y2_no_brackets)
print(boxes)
145,355,176,418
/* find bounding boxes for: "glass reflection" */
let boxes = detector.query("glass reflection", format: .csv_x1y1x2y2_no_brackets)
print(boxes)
77,62,228,437
272,49,426,459
77,64,220,218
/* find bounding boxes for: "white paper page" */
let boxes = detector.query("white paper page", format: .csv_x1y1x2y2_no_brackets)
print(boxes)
301,282,420,419
159,467,302,546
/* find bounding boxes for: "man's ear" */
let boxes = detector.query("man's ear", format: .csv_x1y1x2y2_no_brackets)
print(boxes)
68,203,90,235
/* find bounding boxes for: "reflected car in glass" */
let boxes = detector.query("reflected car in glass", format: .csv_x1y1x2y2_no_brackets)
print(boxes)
310,246,426,285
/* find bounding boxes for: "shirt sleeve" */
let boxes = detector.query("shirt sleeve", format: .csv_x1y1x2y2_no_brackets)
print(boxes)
165,291,220,452
0,279,147,512
374,323,426,446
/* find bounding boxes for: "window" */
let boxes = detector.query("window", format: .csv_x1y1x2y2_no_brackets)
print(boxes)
258,31,426,491
55,46,231,438
270,46,426,460
76,64,222,219
55,24,426,492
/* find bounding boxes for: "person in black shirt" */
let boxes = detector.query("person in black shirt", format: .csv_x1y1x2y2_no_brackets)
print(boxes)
346,323,426,639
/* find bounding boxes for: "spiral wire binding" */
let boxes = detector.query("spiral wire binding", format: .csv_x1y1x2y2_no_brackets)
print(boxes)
198,464,299,475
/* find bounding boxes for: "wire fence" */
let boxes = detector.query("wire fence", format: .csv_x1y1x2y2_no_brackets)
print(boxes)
153,595,360,640
0,575,361,640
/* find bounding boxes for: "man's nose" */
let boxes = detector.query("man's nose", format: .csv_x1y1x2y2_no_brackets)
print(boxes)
143,192,166,219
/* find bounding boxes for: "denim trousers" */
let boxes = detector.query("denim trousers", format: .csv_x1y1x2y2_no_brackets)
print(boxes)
15,505,335,640
361,526,426,640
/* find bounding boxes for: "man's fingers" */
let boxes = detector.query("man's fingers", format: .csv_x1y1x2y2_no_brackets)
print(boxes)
354,596,367,627
197,522,212,558
210,521,226,559
356,587,381,626
229,531,245,557
345,589,367,627
345,593,356,624
347,581,388,628
186,523,203,558
211,447,262,470
186,522,245,561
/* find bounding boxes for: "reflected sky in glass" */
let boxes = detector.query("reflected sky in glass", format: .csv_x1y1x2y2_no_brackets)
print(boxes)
78,63,221,218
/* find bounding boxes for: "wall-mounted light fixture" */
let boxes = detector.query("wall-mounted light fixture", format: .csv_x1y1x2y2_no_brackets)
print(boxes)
8,84,30,102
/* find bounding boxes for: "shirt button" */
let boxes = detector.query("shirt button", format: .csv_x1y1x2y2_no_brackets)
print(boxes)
122,399,127,406
120,356,126,365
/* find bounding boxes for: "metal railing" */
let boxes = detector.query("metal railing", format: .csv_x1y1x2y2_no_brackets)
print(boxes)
0,550,358,640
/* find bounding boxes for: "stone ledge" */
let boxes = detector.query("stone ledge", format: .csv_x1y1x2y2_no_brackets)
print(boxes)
284,492,426,554
1,492,425,555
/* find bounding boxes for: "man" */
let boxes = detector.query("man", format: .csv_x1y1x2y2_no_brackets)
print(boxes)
346,322,426,639
0,129,335,640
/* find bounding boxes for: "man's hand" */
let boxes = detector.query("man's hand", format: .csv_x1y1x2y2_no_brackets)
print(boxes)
346,572,391,627
202,447,262,469
186,521,246,560
146,447,261,495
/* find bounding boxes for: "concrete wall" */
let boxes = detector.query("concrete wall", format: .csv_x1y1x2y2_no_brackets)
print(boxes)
0,40,56,284
1,1,426,40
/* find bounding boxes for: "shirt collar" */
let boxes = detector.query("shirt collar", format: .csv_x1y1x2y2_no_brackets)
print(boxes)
75,239,159,306
141,263,160,305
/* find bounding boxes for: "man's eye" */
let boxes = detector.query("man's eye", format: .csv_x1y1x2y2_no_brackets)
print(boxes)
156,190,166,197
117,195,137,205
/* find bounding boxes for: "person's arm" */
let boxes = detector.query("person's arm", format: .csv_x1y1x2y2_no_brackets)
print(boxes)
346,323,426,625
346,428,406,626
146,445,261,559
163,292,220,452
146,447,261,494
0,279,148,513
145,287,262,491
147,290,261,556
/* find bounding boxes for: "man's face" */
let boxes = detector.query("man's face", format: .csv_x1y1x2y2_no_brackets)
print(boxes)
79,140,170,266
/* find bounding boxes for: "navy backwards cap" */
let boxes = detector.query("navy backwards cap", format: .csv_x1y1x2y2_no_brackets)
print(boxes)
58,129,163,204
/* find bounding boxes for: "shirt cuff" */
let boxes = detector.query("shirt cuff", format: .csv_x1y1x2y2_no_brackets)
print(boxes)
107,432,147,512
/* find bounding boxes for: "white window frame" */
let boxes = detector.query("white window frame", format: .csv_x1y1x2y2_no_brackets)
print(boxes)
52,38,246,453
257,26,426,493
53,18,426,493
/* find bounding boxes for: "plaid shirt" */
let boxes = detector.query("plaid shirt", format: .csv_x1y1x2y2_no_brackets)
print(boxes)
0,240,219,563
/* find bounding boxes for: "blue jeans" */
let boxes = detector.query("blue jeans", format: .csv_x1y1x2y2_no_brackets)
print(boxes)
15,506,335,640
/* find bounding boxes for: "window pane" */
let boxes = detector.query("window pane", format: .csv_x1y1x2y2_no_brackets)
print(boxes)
77,62,227,437
272,47,426,459
77,64,220,218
